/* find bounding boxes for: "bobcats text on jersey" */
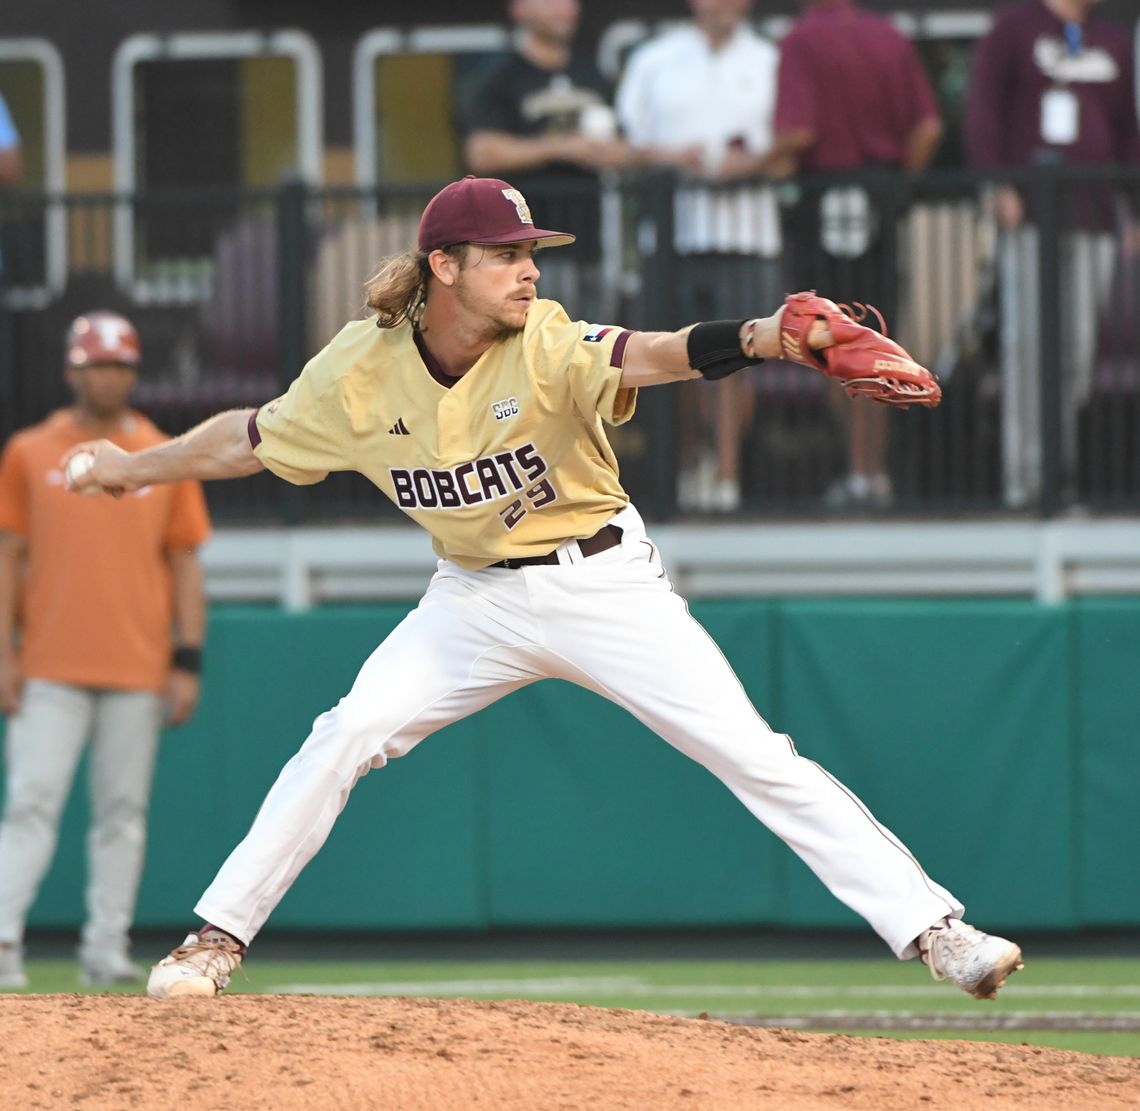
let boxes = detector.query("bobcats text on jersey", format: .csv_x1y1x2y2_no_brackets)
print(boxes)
390,442,552,511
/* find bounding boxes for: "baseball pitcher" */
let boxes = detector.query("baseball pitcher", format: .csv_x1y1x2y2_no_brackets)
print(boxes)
63,177,1019,1002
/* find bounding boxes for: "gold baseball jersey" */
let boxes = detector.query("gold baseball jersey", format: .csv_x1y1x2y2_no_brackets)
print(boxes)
251,299,638,569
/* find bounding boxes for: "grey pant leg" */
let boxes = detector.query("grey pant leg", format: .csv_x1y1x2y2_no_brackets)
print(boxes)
82,689,163,952
999,228,1041,507
0,681,94,944
672,254,784,492
1059,232,1116,486
1002,229,1115,503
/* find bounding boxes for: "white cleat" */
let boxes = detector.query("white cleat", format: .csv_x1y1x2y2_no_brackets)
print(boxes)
919,917,1024,1000
147,930,244,998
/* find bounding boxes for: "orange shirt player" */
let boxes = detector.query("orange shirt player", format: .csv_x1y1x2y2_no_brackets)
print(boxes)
0,311,211,989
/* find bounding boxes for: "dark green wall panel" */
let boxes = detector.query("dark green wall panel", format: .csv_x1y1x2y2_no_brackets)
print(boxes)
775,600,1076,931
1,597,1134,937
1073,601,1140,924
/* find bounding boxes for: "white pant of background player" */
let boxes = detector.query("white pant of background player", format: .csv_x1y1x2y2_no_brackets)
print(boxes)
196,505,961,958
0,682,163,970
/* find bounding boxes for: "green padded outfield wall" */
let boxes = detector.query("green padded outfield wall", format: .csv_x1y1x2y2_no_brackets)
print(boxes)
3,598,1139,934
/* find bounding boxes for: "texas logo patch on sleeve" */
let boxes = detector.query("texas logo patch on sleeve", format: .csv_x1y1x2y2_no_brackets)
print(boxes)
583,326,613,343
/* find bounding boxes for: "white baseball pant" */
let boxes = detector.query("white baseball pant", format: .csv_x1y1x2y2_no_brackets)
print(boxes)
0,679,163,953
197,504,963,956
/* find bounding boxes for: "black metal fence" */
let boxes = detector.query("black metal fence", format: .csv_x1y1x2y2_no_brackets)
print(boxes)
1,166,1138,522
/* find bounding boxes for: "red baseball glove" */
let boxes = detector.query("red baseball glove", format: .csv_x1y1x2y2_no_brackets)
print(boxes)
778,291,942,408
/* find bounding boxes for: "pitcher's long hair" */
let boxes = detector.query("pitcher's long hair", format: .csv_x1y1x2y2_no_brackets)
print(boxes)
364,245,469,329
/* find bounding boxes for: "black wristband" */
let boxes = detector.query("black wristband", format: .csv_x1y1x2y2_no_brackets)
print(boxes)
171,646,203,674
687,320,764,381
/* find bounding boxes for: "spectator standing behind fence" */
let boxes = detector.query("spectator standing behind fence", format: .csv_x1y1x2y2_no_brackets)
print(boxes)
0,312,211,989
616,0,783,513
966,0,1140,509
0,89,20,192
0,89,24,426
464,0,630,322
770,0,943,510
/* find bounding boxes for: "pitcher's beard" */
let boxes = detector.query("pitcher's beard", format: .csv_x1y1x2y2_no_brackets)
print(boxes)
467,304,528,346
491,318,526,343
454,276,531,344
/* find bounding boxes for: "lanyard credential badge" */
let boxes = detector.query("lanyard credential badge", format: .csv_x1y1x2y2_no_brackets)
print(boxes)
1041,87,1080,145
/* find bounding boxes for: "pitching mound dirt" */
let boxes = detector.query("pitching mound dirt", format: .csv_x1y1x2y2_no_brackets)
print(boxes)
2,995,1138,1110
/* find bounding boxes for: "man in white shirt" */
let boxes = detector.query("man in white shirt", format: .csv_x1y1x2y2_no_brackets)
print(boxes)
617,0,784,512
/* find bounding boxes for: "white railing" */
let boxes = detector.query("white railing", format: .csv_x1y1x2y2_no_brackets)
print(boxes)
200,518,1140,611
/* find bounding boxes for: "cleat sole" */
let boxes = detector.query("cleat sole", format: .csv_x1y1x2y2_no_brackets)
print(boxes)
164,978,218,998
971,950,1024,1000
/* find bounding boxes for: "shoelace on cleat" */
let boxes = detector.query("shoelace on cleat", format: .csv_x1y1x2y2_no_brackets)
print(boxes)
169,934,249,986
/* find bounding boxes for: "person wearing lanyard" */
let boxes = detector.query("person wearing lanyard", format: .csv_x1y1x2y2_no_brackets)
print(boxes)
965,0,1140,509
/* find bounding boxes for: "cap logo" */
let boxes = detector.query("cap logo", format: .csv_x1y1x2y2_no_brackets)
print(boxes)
96,318,131,350
501,188,534,227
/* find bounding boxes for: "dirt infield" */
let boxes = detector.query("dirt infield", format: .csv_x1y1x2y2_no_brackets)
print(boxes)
2,995,1138,1110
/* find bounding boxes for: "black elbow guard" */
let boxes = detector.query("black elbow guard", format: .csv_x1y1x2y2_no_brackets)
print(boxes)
686,320,764,381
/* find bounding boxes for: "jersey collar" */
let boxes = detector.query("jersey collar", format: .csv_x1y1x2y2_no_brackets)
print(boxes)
413,328,463,389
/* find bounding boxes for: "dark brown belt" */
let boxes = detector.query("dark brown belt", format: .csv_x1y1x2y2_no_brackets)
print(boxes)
490,524,623,570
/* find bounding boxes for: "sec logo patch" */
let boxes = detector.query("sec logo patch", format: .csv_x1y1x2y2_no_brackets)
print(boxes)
492,397,520,421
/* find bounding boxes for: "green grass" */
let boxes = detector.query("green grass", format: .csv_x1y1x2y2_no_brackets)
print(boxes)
813,1029,1140,1057
9,955,1140,1058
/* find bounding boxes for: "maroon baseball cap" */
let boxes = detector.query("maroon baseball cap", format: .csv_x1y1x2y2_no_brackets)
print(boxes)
418,176,575,252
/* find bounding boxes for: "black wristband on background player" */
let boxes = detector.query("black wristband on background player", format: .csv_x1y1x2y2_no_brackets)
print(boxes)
686,319,765,381
171,646,203,674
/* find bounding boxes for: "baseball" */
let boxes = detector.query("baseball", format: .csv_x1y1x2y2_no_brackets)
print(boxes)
65,450,99,495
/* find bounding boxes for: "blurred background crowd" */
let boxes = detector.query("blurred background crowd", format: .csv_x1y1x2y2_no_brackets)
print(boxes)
1,0,1138,522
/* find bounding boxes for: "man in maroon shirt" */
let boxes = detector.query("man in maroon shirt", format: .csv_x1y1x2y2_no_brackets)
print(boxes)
771,0,943,511
965,0,1140,509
